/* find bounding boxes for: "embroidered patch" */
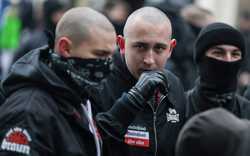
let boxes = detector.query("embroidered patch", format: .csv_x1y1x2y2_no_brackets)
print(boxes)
124,129,149,148
166,108,180,123
1,127,32,155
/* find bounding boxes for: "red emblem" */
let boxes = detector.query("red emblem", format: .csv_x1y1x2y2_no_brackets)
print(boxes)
1,127,32,155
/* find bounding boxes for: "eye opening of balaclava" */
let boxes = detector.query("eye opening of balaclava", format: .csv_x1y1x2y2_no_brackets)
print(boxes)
194,22,246,93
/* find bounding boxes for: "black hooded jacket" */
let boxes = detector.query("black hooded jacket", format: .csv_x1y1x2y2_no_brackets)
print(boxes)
0,46,99,156
94,51,186,156
176,108,250,156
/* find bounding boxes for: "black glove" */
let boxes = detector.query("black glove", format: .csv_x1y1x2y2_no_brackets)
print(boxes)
127,71,168,106
95,71,169,134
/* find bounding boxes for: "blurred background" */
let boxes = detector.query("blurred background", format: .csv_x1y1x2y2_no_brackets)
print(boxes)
0,0,250,92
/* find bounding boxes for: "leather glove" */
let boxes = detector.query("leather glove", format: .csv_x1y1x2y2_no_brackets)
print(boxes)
95,71,169,133
127,71,168,106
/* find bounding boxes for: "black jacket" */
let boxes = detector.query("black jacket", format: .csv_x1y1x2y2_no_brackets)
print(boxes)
94,51,186,156
243,85,250,100
186,84,250,120
0,46,100,156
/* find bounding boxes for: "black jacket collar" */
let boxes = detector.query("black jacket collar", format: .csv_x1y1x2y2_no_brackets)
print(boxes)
112,49,137,87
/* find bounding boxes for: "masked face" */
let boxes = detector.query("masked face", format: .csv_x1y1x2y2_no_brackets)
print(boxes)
66,57,113,86
199,56,242,93
53,25,116,97
66,29,115,88
50,52,112,86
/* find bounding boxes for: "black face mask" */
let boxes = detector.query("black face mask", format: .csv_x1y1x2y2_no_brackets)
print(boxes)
50,52,112,94
198,56,242,93
66,57,112,85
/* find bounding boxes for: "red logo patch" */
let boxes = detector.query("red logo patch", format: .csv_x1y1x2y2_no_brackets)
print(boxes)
1,127,32,155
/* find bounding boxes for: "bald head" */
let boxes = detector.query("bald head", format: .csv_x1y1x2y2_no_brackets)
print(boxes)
55,7,115,46
123,7,172,38
119,7,175,79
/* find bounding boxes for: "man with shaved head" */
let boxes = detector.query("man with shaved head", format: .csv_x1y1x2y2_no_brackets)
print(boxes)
94,7,186,156
0,7,117,156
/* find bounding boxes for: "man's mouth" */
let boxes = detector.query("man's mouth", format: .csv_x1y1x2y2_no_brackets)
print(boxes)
139,69,153,74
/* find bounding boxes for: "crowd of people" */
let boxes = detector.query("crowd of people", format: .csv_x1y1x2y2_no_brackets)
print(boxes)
0,0,250,156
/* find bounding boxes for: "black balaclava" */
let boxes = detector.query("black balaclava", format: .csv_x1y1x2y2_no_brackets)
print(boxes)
194,22,246,109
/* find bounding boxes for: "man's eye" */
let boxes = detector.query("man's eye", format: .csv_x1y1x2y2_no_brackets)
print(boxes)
94,52,111,58
212,51,223,56
134,45,145,50
232,51,241,57
154,46,166,53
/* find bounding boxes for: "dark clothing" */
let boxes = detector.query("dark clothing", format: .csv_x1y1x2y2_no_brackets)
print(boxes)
0,46,99,156
0,87,5,105
94,51,186,156
12,30,48,63
176,108,250,156
165,16,197,91
0,46,169,156
243,85,250,100
241,31,250,72
186,84,250,120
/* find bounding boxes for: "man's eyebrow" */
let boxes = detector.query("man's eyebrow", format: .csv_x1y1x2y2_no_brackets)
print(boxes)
155,43,168,48
132,42,167,47
210,46,225,51
211,46,241,52
132,41,148,45
232,49,241,52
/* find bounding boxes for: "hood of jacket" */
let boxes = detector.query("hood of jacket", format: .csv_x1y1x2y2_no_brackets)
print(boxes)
1,46,82,109
176,108,250,156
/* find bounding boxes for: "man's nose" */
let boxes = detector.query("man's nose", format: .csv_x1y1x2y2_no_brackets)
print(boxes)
143,50,155,65
224,52,234,62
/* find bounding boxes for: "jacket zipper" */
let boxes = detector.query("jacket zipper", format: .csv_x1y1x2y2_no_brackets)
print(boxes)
149,96,162,156
153,111,158,156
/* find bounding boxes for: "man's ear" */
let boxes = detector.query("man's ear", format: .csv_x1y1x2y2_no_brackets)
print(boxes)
117,35,125,55
169,39,177,53
57,37,72,58
166,39,176,58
